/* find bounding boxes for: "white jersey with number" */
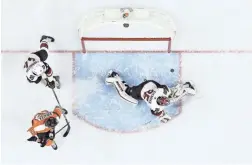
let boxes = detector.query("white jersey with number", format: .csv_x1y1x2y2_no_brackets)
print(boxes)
140,82,168,111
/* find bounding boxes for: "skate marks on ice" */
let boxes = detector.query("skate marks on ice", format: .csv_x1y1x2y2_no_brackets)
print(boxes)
73,53,180,132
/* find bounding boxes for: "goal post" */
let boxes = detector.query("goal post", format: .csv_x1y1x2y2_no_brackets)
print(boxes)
78,8,176,53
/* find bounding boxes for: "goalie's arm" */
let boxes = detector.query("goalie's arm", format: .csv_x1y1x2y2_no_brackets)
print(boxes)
169,84,188,103
148,80,168,90
151,108,172,123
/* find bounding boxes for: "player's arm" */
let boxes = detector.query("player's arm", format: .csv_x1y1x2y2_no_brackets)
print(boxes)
27,124,50,136
150,108,171,123
52,106,63,117
149,80,169,92
169,82,196,103
40,63,61,89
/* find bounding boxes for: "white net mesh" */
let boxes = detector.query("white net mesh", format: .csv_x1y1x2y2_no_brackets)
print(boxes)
78,8,176,53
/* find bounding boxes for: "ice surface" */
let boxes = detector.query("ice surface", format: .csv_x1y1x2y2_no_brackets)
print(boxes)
2,0,252,164
73,53,180,132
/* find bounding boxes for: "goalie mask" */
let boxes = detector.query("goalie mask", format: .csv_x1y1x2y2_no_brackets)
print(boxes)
45,117,58,128
157,96,169,106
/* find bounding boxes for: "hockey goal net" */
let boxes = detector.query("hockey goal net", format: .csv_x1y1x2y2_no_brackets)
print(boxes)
78,8,176,53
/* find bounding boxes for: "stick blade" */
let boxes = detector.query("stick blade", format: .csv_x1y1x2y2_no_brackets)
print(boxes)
63,123,70,137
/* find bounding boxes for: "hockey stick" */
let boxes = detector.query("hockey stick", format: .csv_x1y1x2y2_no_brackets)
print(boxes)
51,88,71,137
55,122,70,135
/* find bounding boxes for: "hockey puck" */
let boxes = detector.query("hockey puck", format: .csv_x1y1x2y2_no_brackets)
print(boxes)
170,69,174,72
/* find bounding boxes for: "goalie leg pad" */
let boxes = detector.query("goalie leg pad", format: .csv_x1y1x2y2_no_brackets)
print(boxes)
105,72,138,104
112,80,138,104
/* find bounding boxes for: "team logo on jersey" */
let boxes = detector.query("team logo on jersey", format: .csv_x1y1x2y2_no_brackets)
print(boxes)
143,90,156,103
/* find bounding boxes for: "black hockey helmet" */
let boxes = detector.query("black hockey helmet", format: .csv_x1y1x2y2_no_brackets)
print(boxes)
157,96,169,106
45,117,58,128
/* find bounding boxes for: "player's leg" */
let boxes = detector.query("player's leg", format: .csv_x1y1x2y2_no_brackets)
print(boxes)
51,141,58,150
125,80,153,100
32,35,55,62
105,70,138,104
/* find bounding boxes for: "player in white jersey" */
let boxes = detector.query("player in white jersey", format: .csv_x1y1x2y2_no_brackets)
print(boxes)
23,35,60,89
106,70,196,123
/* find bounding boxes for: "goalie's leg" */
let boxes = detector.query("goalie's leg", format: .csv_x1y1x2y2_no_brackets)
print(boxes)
105,70,138,104
125,80,153,100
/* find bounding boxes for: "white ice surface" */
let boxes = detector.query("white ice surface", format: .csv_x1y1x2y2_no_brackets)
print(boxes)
1,0,252,164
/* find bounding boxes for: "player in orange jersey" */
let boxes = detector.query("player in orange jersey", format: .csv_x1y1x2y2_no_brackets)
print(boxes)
27,106,67,150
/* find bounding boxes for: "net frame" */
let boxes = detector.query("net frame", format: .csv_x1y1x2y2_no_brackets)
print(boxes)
81,37,172,53
78,8,176,54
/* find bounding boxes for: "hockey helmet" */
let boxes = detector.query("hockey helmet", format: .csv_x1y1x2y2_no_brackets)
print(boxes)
157,96,169,106
45,117,58,128
31,62,45,76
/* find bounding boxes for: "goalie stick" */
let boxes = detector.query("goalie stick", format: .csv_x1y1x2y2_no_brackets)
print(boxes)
51,88,71,137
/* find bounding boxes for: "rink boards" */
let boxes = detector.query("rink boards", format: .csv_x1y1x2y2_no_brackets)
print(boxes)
72,53,181,132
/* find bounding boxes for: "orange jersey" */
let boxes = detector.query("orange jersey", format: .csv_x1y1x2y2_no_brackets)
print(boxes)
28,107,62,136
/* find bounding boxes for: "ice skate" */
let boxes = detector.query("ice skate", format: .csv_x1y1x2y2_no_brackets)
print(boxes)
27,136,37,142
51,142,58,150
40,35,55,43
105,70,120,85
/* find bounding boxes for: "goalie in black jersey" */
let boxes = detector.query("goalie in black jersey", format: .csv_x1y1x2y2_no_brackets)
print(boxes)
106,70,196,123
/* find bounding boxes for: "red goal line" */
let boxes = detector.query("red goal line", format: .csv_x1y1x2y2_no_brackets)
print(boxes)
1,50,252,54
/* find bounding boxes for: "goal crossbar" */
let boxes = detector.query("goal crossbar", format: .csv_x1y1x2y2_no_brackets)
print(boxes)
82,37,170,41
81,37,172,53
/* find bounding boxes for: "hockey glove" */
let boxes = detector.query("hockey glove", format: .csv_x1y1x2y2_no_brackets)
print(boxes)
48,130,55,140
46,80,55,89
62,108,68,115
159,111,172,123
55,105,68,114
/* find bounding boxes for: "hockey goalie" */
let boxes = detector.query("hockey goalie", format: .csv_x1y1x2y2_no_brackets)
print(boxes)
105,70,196,123
27,106,68,150
23,35,60,89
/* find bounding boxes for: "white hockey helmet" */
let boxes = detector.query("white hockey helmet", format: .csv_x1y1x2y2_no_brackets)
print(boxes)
30,62,45,76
